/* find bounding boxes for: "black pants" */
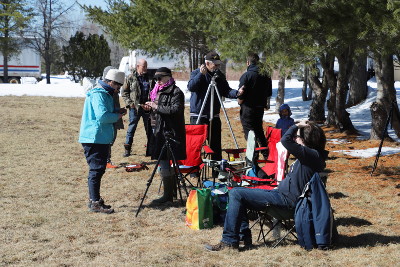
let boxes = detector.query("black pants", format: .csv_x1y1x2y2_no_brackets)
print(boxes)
82,143,109,201
240,105,267,148
190,116,222,161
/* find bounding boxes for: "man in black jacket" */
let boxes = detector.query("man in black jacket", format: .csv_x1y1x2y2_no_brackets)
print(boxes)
237,53,272,152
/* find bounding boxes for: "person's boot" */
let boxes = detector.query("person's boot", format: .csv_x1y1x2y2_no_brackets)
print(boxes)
123,144,131,157
150,169,174,204
87,197,112,209
106,160,118,168
89,200,114,214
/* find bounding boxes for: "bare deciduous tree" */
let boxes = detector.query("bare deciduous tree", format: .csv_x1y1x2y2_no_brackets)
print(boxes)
28,0,74,84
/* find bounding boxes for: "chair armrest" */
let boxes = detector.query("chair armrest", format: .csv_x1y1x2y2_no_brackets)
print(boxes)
203,145,214,154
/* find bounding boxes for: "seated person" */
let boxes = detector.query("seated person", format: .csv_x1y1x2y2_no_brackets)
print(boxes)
276,103,295,136
204,120,328,251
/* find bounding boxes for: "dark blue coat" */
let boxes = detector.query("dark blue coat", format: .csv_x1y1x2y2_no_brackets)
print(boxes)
295,172,336,250
187,68,238,118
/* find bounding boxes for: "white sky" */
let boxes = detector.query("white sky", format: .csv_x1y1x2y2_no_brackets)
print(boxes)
1,75,400,158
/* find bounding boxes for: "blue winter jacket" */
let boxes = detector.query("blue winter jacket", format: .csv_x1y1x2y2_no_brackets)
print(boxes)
295,172,335,250
187,68,238,118
78,81,120,144
276,116,295,136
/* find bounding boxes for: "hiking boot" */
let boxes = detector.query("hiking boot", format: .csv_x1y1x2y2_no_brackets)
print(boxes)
106,162,118,168
87,198,112,209
204,242,239,252
123,144,131,157
87,199,110,209
88,199,113,213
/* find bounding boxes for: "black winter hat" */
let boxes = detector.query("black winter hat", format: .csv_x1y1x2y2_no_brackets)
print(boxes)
154,67,172,78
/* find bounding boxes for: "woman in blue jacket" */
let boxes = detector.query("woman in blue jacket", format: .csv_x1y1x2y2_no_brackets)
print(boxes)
205,120,328,251
79,69,127,214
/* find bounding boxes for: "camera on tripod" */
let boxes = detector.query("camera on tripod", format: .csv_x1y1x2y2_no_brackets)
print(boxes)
212,69,221,80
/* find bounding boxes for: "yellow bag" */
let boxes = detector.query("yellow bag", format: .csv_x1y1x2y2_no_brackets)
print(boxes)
185,188,214,230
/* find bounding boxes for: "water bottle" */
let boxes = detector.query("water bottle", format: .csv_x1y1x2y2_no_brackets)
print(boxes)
220,159,227,171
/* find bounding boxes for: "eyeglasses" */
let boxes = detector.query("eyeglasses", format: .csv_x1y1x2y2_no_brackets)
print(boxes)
114,81,123,87
156,76,169,81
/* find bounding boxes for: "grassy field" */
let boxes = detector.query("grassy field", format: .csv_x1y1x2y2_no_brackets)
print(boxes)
0,95,399,266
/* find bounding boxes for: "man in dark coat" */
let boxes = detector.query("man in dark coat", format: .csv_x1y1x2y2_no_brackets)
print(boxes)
237,53,272,153
187,52,243,164
145,67,186,204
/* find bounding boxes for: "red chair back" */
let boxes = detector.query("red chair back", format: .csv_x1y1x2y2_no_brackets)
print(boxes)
262,126,282,177
180,124,208,167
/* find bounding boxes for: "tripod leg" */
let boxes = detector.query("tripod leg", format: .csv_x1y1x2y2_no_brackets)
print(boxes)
214,83,239,149
168,142,189,205
136,144,167,217
371,102,394,175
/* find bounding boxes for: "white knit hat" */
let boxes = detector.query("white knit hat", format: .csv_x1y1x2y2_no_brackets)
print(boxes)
105,69,125,84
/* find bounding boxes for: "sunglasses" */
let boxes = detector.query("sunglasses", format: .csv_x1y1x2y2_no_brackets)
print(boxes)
156,76,169,81
114,81,123,87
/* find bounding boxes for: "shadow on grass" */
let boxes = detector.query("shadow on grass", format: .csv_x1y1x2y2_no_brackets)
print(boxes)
335,216,372,226
329,192,348,199
336,233,400,248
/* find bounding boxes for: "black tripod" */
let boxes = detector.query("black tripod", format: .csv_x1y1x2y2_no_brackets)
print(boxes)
371,100,397,175
136,136,188,217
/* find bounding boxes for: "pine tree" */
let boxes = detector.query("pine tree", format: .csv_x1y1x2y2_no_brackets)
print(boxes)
0,0,33,83
62,31,111,82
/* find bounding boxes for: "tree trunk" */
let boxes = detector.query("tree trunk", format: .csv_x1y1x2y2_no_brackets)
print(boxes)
307,80,312,100
335,50,357,133
188,46,193,72
3,54,9,83
308,75,328,122
347,55,368,108
302,67,308,101
275,76,285,113
370,54,400,139
320,54,337,127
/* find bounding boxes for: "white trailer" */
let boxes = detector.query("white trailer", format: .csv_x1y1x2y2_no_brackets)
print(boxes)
0,47,41,83
119,50,187,78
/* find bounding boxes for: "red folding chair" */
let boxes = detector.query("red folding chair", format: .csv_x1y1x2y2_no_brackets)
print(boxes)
261,126,285,183
176,124,213,187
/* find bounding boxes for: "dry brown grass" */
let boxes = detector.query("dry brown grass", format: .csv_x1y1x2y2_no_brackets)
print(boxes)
0,95,399,266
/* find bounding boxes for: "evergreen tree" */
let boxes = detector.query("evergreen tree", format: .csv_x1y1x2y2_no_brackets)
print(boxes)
62,31,111,82
83,0,215,71
0,0,33,83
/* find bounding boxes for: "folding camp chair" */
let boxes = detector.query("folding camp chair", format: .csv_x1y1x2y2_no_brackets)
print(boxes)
251,171,330,248
223,131,274,188
251,205,297,247
176,124,213,187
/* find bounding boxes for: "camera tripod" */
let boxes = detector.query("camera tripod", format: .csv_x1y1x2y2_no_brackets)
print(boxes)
371,100,398,175
136,136,188,217
196,71,239,149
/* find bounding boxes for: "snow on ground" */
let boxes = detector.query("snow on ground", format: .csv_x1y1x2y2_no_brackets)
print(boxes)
1,75,400,158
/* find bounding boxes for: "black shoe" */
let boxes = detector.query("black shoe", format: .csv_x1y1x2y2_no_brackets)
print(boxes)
87,198,112,209
89,200,114,214
204,242,239,252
